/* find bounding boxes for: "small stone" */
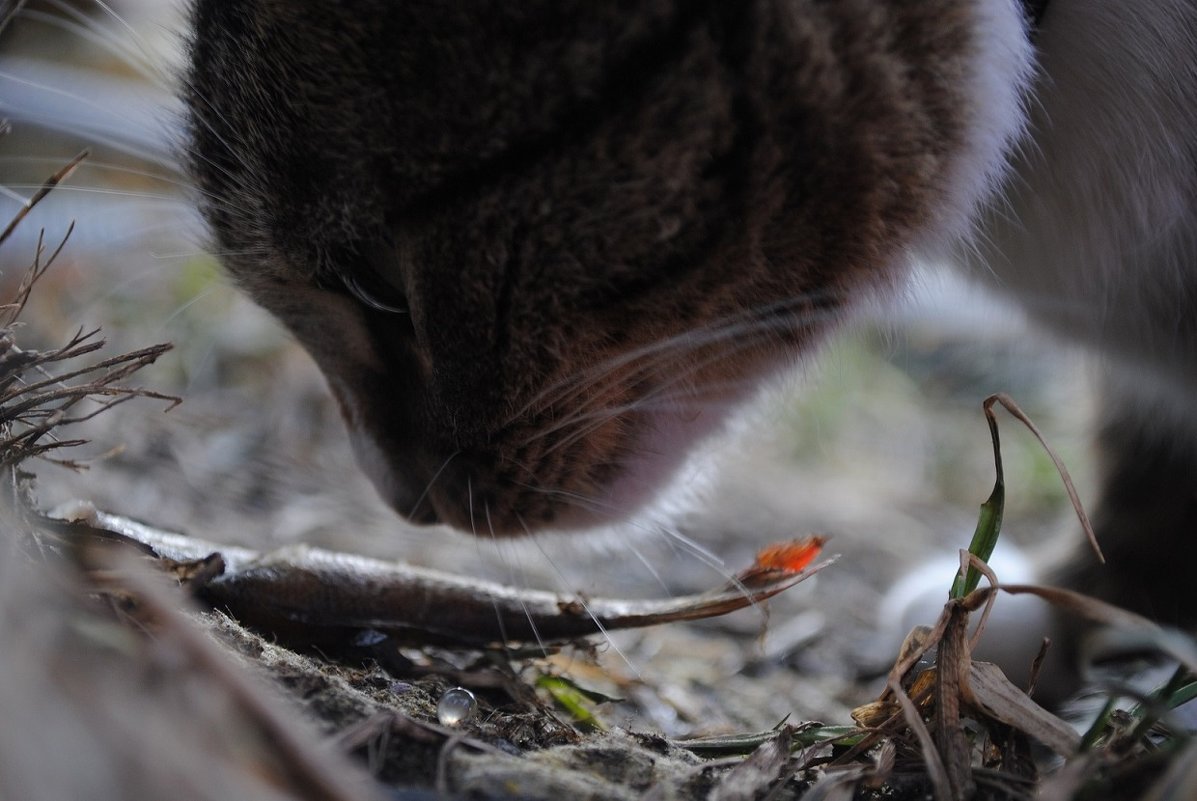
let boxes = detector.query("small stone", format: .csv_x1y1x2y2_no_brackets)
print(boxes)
436,687,478,726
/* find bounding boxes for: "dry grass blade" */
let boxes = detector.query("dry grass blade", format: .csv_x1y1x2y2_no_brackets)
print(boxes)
933,602,975,799
957,552,1001,652
0,225,74,330
889,677,952,801
0,153,180,479
0,338,178,468
965,662,1079,756
985,393,1102,562
985,584,1161,633
884,607,951,693
0,149,89,247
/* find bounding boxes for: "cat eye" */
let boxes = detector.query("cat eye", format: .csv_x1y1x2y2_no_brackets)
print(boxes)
340,269,410,315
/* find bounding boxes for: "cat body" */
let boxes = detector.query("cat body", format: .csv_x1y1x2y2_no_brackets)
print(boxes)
185,1,1197,626
958,1,1197,621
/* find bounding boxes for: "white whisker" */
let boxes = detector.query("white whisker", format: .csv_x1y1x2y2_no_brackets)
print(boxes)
471,499,512,647
163,247,268,260
0,185,27,205
0,156,194,194
181,82,264,181
408,450,459,521
621,539,671,595
521,479,735,580
466,476,478,538
522,311,810,455
510,293,843,423
20,5,164,88
534,393,748,455
0,183,184,203
524,527,638,677
510,480,613,516
510,477,752,615
0,69,176,167
89,0,172,79
494,510,549,655
653,525,759,611
158,285,224,328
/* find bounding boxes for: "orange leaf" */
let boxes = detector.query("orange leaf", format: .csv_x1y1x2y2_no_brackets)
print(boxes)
753,536,828,573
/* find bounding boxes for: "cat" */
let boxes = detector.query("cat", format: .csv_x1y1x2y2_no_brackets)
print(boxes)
184,0,1197,635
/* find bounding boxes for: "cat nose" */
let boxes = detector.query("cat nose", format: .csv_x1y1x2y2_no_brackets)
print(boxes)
416,451,526,535
343,407,525,533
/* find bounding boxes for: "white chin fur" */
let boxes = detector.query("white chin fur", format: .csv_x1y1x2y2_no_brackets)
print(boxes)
589,399,739,531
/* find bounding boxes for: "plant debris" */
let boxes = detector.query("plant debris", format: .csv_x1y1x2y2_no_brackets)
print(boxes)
48,504,833,650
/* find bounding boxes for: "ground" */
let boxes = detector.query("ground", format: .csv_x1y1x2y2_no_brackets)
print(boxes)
0,4,1107,798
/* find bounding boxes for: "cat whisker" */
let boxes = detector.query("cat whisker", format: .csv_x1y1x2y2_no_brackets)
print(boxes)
498,512,549,656
508,477,751,609
0,156,200,197
88,0,175,77
182,138,260,206
514,512,636,674
179,246,270,259
157,284,226,328
529,374,723,458
534,392,751,451
511,293,843,423
0,183,188,203
0,195,196,228
521,315,803,454
508,479,618,519
19,2,168,89
621,537,671,595
464,475,486,549
5,198,238,240
181,83,264,182
476,499,513,645
536,404,629,461
90,0,172,78
407,449,460,522
483,505,560,654
0,185,28,205
0,72,178,167
653,525,758,609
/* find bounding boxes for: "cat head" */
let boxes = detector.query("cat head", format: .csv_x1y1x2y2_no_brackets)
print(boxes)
185,0,978,535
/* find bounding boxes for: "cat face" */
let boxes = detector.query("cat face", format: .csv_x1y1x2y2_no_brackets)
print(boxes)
186,1,978,534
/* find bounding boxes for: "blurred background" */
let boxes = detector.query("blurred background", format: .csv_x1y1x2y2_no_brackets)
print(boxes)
0,0,1096,726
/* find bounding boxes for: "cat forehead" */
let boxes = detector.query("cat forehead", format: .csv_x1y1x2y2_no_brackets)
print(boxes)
187,0,979,291
187,3,743,276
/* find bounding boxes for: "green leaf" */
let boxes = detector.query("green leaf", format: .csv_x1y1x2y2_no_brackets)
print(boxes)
535,674,612,731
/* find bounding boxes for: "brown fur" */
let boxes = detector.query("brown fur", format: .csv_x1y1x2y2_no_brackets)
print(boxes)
185,1,977,532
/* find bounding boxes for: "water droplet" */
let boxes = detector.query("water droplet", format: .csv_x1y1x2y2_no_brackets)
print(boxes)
436,687,478,727
352,629,388,647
